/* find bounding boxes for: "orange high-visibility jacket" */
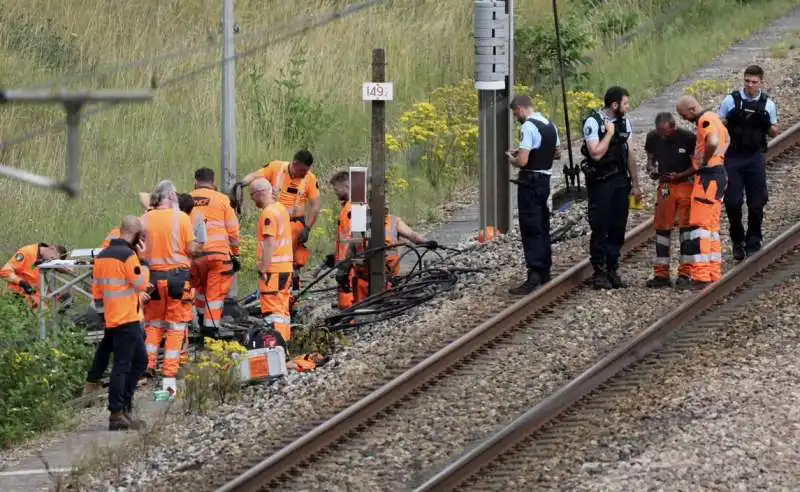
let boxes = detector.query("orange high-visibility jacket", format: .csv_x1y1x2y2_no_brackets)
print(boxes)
0,244,43,294
335,201,353,262
141,208,195,271
259,161,321,219
190,187,241,256
694,112,730,170
101,227,121,249
92,238,150,328
257,202,294,273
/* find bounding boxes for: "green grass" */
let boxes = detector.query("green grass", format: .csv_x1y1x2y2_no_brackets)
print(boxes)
0,0,797,269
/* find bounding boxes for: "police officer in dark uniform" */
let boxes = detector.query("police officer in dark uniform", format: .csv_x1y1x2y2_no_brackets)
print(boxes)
506,95,561,295
580,86,642,290
717,65,779,260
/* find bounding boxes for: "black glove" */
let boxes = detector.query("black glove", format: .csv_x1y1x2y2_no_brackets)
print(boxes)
324,253,336,268
230,255,241,273
335,268,351,293
299,225,311,244
424,240,440,249
18,280,35,295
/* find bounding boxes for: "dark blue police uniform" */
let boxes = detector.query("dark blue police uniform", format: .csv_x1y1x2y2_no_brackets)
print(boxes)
509,114,559,295
581,110,632,289
717,90,778,258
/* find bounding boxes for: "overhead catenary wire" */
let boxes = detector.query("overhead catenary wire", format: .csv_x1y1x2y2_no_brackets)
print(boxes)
0,0,387,152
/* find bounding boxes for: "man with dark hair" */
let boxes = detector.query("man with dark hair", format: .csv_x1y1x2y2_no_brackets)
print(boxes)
241,150,321,303
189,167,241,337
0,243,67,308
717,64,779,260
505,94,561,295
580,86,641,289
644,112,697,288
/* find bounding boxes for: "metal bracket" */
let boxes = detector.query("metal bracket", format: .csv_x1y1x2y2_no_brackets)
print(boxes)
0,89,153,197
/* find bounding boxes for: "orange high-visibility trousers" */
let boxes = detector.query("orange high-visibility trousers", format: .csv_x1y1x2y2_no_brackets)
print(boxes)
349,266,371,306
261,272,292,342
680,170,727,283
193,255,234,330
144,274,194,377
653,182,693,279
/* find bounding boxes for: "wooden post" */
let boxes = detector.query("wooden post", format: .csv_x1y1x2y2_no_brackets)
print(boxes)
367,48,387,296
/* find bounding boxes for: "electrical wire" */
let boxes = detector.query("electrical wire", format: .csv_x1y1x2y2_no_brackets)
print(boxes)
0,0,387,151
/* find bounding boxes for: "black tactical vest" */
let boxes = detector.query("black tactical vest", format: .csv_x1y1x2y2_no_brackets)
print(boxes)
580,111,629,181
726,91,771,154
523,117,558,171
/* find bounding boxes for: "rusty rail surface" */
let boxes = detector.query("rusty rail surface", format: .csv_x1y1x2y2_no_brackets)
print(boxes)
216,122,800,492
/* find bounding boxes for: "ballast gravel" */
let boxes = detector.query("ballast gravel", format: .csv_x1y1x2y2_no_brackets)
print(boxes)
507,275,800,491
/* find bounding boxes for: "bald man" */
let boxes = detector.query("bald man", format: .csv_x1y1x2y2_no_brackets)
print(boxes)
670,95,730,288
91,215,152,430
250,178,295,343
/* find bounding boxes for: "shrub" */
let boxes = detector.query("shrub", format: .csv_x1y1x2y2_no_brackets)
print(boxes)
182,337,247,414
0,295,93,444
515,19,593,90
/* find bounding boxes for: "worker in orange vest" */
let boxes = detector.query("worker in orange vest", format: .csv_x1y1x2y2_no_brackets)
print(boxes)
241,150,321,303
327,171,431,308
249,178,294,343
674,95,730,288
91,215,152,430
189,167,241,336
140,180,200,394
1,243,67,308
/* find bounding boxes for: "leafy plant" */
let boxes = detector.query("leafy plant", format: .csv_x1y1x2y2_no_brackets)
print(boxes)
515,18,593,90
0,295,92,444
181,338,247,414
685,79,732,107
288,325,349,356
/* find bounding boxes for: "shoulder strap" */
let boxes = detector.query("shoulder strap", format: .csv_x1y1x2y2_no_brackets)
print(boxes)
731,90,742,113
757,92,769,112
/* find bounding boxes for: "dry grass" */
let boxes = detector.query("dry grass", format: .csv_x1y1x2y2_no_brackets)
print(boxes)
0,0,797,264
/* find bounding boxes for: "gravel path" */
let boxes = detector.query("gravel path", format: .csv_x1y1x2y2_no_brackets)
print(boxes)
470,262,800,491
6,25,799,492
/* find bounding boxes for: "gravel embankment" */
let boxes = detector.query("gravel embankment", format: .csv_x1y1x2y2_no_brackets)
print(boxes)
20,39,800,492
475,271,800,491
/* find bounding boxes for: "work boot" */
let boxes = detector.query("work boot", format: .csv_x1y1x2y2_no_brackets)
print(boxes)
108,411,131,431
607,269,627,289
81,381,103,397
646,276,672,288
123,405,147,430
745,243,761,258
508,269,545,295
675,276,710,290
592,268,613,290
732,243,746,262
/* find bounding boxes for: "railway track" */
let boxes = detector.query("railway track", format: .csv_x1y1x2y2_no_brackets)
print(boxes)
211,123,800,492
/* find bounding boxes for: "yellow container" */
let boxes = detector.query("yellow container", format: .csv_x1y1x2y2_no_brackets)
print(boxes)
629,195,644,210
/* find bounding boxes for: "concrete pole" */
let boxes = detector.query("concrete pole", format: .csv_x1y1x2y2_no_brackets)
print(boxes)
221,0,239,300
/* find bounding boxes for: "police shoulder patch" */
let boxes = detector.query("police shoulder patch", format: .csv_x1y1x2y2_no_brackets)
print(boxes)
702,120,711,128
584,126,592,136
134,266,141,275
14,253,24,262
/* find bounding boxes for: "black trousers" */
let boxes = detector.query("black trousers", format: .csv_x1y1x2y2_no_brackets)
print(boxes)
517,170,552,273
587,173,631,271
86,330,113,383
106,321,147,413
724,150,768,251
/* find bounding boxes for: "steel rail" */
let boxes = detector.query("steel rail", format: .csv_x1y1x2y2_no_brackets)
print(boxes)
413,127,800,492
217,123,800,492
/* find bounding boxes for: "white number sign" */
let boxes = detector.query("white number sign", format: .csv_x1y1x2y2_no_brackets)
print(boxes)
362,82,394,101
